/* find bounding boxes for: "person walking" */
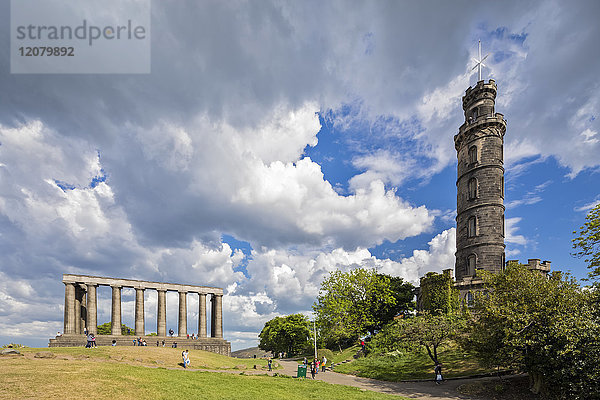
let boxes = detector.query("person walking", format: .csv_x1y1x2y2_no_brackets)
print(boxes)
321,356,327,372
434,363,443,384
91,334,97,348
310,362,316,379
267,358,272,371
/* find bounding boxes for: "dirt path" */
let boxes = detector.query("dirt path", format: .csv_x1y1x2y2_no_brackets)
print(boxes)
275,360,494,400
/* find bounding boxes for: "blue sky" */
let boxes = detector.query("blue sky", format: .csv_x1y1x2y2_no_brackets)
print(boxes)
0,0,599,350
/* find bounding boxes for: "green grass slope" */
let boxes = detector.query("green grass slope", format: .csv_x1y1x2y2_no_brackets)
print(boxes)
334,343,491,381
0,348,405,400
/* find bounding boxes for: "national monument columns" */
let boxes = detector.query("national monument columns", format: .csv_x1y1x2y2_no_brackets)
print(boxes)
135,288,145,335
55,274,229,355
111,286,122,335
178,291,187,337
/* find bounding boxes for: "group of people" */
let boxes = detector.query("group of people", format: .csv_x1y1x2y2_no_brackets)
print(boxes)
85,333,97,348
133,337,148,346
303,356,328,379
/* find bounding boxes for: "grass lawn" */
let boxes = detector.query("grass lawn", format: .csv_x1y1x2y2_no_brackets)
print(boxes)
292,345,360,365
334,342,492,381
331,345,361,364
0,348,404,400
16,346,277,370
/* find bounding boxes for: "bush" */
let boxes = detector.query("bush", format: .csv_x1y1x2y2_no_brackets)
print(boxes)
317,348,335,365
96,322,135,335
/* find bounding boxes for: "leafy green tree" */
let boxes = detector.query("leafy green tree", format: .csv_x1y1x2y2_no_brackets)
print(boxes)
368,275,415,329
314,269,413,348
96,322,135,335
369,313,464,364
465,264,600,397
418,270,459,315
572,203,600,281
258,314,310,356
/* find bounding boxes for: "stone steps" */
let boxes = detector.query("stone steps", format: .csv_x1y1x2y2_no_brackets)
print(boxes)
49,335,231,356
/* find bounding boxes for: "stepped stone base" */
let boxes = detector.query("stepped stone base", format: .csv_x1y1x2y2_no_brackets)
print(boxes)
49,335,231,356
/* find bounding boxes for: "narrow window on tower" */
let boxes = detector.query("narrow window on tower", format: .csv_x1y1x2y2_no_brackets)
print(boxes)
468,178,478,199
472,108,478,121
466,292,474,307
467,216,477,237
502,215,505,237
468,254,476,276
501,176,504,198
468,146,478,164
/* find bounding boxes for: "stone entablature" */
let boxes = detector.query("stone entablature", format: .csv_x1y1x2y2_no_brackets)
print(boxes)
62,274,224,295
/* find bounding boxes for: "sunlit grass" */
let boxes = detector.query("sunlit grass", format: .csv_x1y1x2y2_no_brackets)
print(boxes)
0,350,406,400
18,346,275,370
334,343,491,381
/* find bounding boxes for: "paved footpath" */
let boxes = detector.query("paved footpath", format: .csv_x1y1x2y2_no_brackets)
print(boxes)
275,360,493,400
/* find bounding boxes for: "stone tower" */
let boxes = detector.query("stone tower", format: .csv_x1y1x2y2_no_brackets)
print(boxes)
454,80,506,282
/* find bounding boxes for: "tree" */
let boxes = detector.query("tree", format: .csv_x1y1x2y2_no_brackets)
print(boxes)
465,264,600,398
572,203,600,281
258,314,310,356
96,322,135,335
418,270,459,315
313,269,414,347
369,312,464,364
369,274,415,327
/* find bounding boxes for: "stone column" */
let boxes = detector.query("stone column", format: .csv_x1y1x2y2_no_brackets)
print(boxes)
210,294,216,337
135,288,145,336
214,294,223,339
63,282,76,334
157,290,167,336
111,286,122,335
86,284,98,335
74,286,82,334
178,291,187,337
198,293,207,338
80,289,87,334
211,294,223,338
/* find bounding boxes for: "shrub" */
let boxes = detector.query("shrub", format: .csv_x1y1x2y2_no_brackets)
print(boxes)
317,348,335,364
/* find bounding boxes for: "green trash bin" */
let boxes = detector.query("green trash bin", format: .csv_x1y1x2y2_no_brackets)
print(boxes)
297,364,307,378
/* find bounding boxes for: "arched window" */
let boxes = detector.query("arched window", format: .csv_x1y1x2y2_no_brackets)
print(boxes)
468,146,478,164
468,178,478,199
467,216,477,237
468,254,477,276
472,108,478,121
